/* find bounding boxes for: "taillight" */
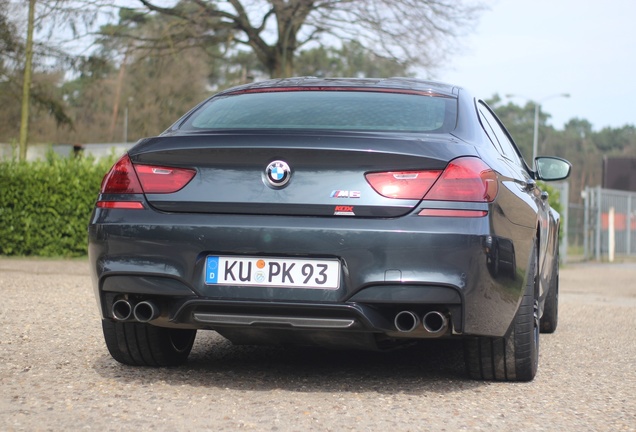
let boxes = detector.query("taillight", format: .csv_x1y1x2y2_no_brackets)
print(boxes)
365,157,498,203
134,164,196,194
100,154,196,194
100,154,143,194
365,170,442,199
424,157,498,202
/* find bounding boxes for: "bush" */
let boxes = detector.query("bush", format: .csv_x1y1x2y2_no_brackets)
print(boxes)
0,152,115,257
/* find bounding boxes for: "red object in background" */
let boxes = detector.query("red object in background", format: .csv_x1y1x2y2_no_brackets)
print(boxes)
601,212,636,230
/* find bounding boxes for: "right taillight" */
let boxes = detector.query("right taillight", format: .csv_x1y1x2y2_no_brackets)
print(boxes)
424,157,498,202
366,157,498,203
365,170,442,199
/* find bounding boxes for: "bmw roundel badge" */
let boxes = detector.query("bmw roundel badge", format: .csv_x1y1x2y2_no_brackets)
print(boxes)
265,160,291,187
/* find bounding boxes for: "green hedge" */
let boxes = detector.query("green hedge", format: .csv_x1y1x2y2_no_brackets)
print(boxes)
0,152,116,257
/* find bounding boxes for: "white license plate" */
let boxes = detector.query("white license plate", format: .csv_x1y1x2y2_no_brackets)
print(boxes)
205,256,340,289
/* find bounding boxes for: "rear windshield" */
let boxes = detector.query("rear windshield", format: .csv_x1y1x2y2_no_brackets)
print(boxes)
179,90,457,133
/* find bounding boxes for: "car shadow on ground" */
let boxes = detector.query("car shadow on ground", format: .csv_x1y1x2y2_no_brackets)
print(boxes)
92,332,488,395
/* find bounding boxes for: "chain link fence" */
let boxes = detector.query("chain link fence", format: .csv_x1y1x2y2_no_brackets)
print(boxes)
581,187,636,261
551,183,636,262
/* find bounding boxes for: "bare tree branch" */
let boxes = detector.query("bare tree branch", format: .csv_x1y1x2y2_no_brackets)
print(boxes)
129,0,487,78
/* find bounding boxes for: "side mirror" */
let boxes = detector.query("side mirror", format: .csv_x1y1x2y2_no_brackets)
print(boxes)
535,157,572,181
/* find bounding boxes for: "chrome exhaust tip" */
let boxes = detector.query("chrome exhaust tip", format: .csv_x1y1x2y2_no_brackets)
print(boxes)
423,311,449,334
394,311,420,332
133,300,160,323
112,299,133,321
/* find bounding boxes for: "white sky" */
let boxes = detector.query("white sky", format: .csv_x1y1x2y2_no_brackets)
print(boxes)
439,0,636,131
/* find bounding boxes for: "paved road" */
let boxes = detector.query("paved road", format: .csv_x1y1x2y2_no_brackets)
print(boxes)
1,258,635,431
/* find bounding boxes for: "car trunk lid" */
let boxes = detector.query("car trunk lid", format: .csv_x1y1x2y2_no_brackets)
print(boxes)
129,132,476,218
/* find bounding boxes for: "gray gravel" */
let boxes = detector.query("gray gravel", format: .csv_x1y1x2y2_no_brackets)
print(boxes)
1,258,635,431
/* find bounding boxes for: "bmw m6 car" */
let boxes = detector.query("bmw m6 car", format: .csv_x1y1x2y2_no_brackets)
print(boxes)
88,77,571,381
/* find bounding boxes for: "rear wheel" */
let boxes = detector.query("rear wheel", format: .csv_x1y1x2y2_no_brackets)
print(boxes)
464,242,540,381
540,253,559,333
102,320,196,367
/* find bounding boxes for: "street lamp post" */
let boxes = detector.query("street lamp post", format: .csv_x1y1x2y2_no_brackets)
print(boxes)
506,93,570,169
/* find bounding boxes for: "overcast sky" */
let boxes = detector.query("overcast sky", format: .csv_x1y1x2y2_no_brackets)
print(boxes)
439,0,636,131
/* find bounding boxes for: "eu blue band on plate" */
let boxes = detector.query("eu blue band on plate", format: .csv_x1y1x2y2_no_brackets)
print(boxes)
205,256,219,284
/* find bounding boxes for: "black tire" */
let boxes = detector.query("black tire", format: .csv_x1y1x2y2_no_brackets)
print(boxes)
540,253,559,333
464,243,540,381
102,320,196,367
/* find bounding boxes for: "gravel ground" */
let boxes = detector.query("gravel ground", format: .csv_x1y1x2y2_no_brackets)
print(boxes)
0,258,635,431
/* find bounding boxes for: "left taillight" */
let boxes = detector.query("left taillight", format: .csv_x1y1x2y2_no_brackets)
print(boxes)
97,154,196,209
133,164,196,194
100,154,144,194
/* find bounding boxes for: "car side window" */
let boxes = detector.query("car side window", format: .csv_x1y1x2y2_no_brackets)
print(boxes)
477,106,504,154
477,102,523,167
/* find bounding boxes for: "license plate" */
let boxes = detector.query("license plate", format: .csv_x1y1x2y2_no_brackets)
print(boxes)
205,256,340,289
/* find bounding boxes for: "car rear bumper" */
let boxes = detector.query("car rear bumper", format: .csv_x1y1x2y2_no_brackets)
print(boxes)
88,207,534,346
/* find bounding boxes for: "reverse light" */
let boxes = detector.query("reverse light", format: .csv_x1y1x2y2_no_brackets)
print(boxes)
134,164,196,194
365,170,442,199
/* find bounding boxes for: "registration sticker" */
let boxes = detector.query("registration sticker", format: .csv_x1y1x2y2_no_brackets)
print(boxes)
205,256,340,289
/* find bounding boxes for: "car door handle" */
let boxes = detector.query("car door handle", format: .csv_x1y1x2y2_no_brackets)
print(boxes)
524,179,536,191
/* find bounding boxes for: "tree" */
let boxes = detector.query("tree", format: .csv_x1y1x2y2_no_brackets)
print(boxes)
0,0,19,71
18,0,36,161
56,5,216,144
136,0,485,78
487,94,553,163
295,41,412,78
594,125,636,153
1,0,108,153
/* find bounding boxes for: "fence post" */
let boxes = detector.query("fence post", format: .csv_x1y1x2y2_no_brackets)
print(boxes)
560,182,569,263
628,195,632,255
583,186,592,261
595,186,602,261
608,206,615,262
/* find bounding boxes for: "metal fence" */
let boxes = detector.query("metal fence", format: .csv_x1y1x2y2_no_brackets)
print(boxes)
550,183,636,262
581,186,636,261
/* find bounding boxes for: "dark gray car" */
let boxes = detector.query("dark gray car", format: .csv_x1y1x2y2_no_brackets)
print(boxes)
88,77,571,381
